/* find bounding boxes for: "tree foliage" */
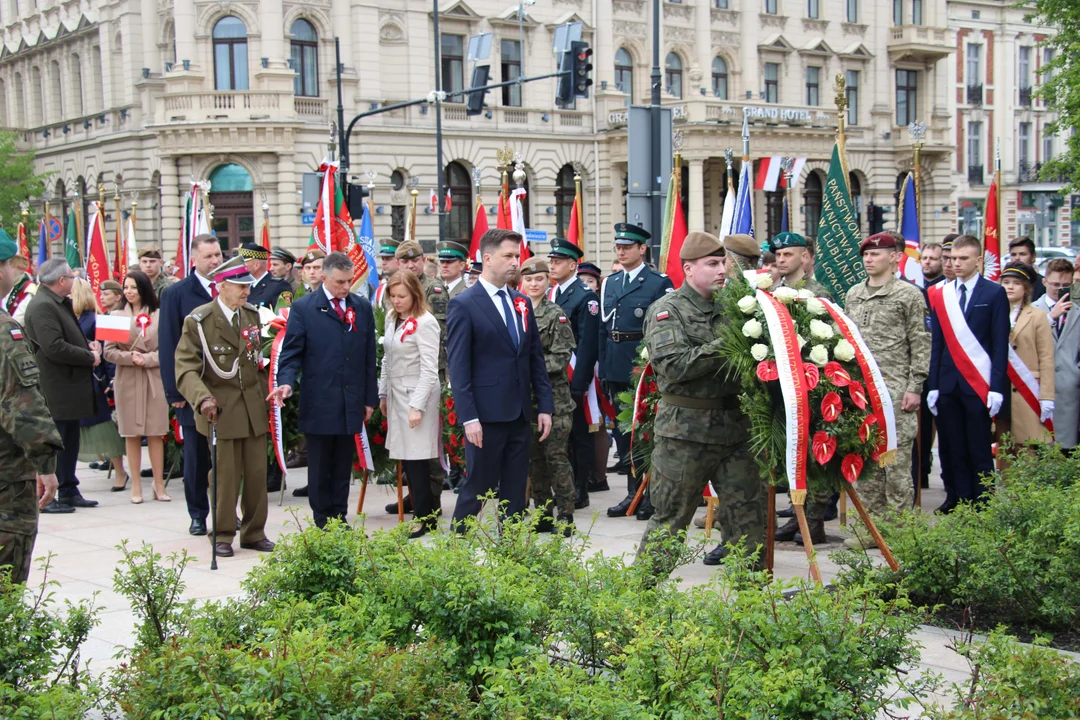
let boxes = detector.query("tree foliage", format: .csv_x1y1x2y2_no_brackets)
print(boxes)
1030,0,1080,192
0,131,48,234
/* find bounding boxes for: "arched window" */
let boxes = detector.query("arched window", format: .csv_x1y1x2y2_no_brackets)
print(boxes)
848,171,863,235
711,56,728,99
49,59,63,121
804,171,824,238
29,67,43,126
665,52,683,99
615,48,634,101
555,165,577,238
445,162,472,244
0,79,7,127
12,73,25,128
213,16,249,90
765,189,784,239
91,46,103,112
290,19,318,97
70,53,83,116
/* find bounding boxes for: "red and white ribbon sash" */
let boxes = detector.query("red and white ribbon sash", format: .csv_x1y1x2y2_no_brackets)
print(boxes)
928,282,992,405
1007,346,1053,434
756,290,810,499
373,284,385,307
628,362,654,457
354,425,374,471
267,309,291,476
568,355,612,431
818,298,899,465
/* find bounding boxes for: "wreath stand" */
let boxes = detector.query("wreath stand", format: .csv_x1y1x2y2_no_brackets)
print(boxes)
626,470,650,516
355,469,369,515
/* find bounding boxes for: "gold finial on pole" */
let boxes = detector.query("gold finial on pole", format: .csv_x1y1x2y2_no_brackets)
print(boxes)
496,145,514,202
908,121,926,231
834,73,851,180
780,156,795,227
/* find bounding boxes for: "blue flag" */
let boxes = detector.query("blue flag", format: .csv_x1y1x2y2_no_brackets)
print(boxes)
731,162,754,237
357,204,379,293
37,219,48,268
898,172,920,245
780,195,789,233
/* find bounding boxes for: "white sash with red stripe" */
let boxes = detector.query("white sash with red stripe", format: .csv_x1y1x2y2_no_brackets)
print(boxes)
929,281,992,405
567,356,614,430
1007,347,1053,434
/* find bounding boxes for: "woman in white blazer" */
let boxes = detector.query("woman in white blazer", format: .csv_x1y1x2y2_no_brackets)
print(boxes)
379,271,442,537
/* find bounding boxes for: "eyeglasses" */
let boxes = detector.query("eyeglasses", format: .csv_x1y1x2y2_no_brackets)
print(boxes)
1047,281,1070,290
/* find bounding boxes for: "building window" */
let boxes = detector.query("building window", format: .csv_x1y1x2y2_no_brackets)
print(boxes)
500,39,522,107
1019,122,1031,176
807,0,819,18
764,62,779,103
764,0,777,15
290,19,318,97
845,70,858,125
445,162,472,242
555,165,577,239
29,66,42,126
806,66,820,106
12,73,24,128
441,34,465,103
896,69,917,126
0,80,6,127
848,171,863,234
911,0,922,24
714,0,729,7
765,189,784,239
968,121,983,185
804,171,823,238
665,52,683,99
966,44,981,86
1019,46,1032,106
1043,130,1054,163
615,48,634,100
846,0,858,23
1043,48,1056,82
70,53,83,116
892,0,902,26
711,56,728,99
49,59,63,121
213,16,249,91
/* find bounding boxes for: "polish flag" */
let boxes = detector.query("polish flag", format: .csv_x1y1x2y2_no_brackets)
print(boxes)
445,189,453,213
95,314,131,343
429,189,438,213
755,157,808,192
780,158,807,188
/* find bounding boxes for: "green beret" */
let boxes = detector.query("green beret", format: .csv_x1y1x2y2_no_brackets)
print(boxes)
769,232,807,253
0,229,17,262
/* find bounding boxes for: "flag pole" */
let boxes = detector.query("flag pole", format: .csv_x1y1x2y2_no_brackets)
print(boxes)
75,189,85,268
834,74,851,182
130,194,138,265
114,182,123,280
409,188,419,243
98,183,107,271
660,149,682,272
994,138,1001,241
43,196,52,260
909,121,926,237
781,156,794,228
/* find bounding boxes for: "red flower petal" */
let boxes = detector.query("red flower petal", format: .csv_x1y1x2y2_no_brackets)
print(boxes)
849,381,868,410
841,454,864,484
647,382,659,394
821,392,843,423
803,363,820,390
858,414,877,443
447,411,458,425
446,397,455,410
756,360,779,382
811,431,837,465
823,361,851,387
373,434,385,445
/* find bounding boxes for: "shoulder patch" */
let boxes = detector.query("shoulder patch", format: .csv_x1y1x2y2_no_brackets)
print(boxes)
559,315,568,323
664,287,675,294
656,311,670,321
432,287,443,293
659,272,668,278
653,328,676,348
587,299,599,315
9,327,23,340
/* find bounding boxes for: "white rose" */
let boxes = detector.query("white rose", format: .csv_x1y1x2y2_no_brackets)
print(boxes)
737,295,758,315
641,347,649,361
773,287,799,303
834,338,856,363
805,298,827,316
809,344,829,366
809,319,834,341
797,288,816,300
750,343,769,361
742,318,764,339
797,334,807,350
756,273,773,290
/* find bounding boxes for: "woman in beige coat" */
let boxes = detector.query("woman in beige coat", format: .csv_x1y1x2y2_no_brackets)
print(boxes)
379,271,441,537
997,262,1056,457
103,271,170,503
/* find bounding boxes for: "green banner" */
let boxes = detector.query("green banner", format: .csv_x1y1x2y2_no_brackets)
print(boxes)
814,144,866,300
65,206,80,269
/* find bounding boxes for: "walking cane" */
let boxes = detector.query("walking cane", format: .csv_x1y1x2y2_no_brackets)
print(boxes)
210,423,219,571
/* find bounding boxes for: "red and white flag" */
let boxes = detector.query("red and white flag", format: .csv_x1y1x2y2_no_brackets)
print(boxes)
510,188,530,263
85,204,111,307
429,189,438,214
445,189,453,213
755,157,807,192
470,200,488,262
95,314,131,343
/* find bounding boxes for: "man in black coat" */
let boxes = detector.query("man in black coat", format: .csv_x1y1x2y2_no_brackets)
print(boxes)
239,243,291,309
23,258,101,512
158,234,223,535
548,238,602,508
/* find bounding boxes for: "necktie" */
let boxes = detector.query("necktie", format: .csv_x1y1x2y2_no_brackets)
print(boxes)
333,298,346,322
209,281,218,299
231,311,240,336
959,283,968,313
623,272,631,291
497,289,520,350
554,286,563,303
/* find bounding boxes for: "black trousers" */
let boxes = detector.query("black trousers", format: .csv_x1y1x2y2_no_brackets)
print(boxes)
54,419,81,497
452,414,531,531
911,390,934,493
568,403,593,491
936,391,993,501
181,424,211,521
306,433,354,527
401,459,435,524
605,381,631,462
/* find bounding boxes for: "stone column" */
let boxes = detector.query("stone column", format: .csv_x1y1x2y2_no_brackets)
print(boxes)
333,0,352,69
261,0,287,68
141,0,158,73
688,158,705,232
173,0,197,70
595,0,614,88
160,158,181,248
695,0,712,93
275,152,301,251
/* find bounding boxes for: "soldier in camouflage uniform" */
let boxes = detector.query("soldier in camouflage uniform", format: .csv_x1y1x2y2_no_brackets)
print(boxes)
635,232,765,577
0,234,63,584
843,232,930,548
520,259,577,532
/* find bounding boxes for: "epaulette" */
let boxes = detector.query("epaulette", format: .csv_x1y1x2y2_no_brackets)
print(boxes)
243,302,258,311
659,272,669,278
188,310,208,323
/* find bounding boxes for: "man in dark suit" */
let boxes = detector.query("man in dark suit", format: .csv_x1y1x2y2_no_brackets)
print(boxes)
239,243,291,309
447,228,554,530
548,238,601,507
270,252,377,528
928,234,1009,509
158,234,222,535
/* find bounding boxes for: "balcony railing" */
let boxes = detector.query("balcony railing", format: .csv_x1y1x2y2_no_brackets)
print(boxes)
968,165,985,185
966,84,983,106
294,97,328,121
1019,161,1068,184
1019,86,1033,107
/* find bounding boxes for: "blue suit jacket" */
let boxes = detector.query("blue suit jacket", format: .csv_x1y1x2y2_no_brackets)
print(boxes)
276,289,378,435
446,282,554,424
930,276,1010,397
158,274,213,426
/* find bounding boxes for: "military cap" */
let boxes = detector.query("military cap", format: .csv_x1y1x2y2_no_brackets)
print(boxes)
138,244,163,259
723,233,761,260
100,279,123,292
549,238,585,261
395,240,424,260
521,258,550,276
0,228,17,262
301,248,326,266
436,240,469,261
577,261,601,279
378,238,401,257
238,242,270,260
468,261,483,275
859,232,900,255
614,222,651,245
211,255,257,284
768,232,807,253
680,231,725,261
270,247,297,265
1000,261,1036,284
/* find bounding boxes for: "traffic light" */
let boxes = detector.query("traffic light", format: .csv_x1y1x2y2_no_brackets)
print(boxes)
465,64,491,116
555,48,574,107
571,41,593,98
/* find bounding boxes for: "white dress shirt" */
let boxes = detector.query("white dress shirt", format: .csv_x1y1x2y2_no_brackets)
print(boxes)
954,273,980,311
195,272,214,296
622,262,646,286
216,297,237,325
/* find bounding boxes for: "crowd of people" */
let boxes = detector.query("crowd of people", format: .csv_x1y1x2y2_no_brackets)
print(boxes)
0,217,1074,584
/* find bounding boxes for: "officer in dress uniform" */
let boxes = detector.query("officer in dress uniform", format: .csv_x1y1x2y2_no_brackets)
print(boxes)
438,240,470,299
269,247,300,293
600,223,674,520
174,256,275,557
239,243,291,309
548,238,601,509
373,239,402,310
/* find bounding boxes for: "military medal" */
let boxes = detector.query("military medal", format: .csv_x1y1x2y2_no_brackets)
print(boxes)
135,313,151,338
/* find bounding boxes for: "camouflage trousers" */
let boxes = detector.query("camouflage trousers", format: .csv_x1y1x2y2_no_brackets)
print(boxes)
529,412,575,516
636,435,766,576
0,479,39,585
854,403,918,518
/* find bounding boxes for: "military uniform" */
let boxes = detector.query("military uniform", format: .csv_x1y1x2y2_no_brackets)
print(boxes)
0,308,62,584
844,237,931,520
4,272,37,324
437,240,470,300
174,257,272,551
153,272,177,296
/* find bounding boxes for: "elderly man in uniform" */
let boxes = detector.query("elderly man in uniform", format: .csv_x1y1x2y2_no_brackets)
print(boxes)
174,256,275,557
239,243,291,309
601,223,674,520
635,232,764,576
844,232,931,548
269,247,300,293
140,245,177,296
3,253,37,324
0,233,63,585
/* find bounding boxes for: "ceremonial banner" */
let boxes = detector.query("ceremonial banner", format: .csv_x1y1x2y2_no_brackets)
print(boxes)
113,206,126,281
36,220,48,267
814,143,865,300
731,161,754,237
896,172,924,286
470,199,488,262
84,205,110,306
659,172,687,289
566,179,584,248
65,206,80,268
983,179,1001,281
356,202,379,295
719,183,735,240
16,221,30,266
780,195,789,233
510,188,529,263
311,161,354,255
126,215,139,269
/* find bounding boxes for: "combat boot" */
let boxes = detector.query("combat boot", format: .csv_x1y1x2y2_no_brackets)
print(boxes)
793,519,826,545
607,475,638,517
701,544,728,566
635,491,655,521
774,516,800,542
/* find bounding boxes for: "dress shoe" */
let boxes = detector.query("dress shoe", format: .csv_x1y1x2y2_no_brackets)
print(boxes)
573,488,589,510
285,451,307,469
702,544,729,566
140,468,154,478
693,514,722,530
292,485,309,497
40,499,76,514
57,494,98,508
776,504,795,518
792,519,826,545
935,500,957,515
535,512,555,533
587,478,610,492
409,525,431,539
386,495,414,514
607,460,631,475
240,539,276,552
774,517,800,542
189,519,208,536
213,543,234,557
607,495,633,517
635,502,655,521
823,504,838,522
88,461,104,470
843,535,877,550
555,513,574,537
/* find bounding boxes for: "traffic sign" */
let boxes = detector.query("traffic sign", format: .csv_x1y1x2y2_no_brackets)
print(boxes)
301,212,316,226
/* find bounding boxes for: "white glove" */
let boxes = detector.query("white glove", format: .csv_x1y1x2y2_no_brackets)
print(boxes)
927,390,939,417
1040,400,1055,423
987,392,1003,417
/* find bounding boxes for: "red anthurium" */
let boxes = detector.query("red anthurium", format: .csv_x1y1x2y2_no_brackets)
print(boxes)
870,445,881,463
823,361,851,387
811,431,837,465
821,392,843,422
849,381,868,410
446,397,455,410
841,454,864,484
858,414,877,443
756,360,779,382
803,363,820,390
